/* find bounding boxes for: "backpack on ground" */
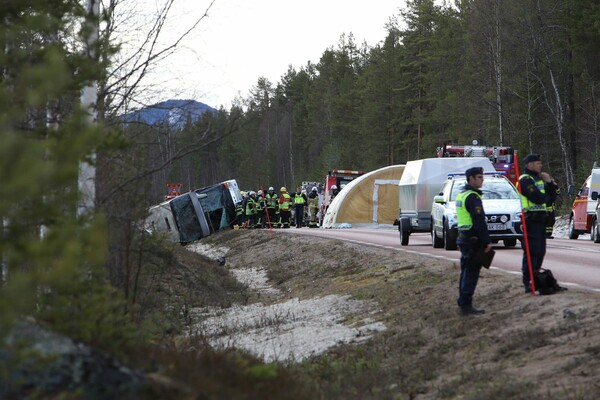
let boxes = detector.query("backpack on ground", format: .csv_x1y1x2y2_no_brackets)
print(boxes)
533,269,562,295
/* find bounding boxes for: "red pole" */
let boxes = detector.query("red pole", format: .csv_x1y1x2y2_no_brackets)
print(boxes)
514,151,537,296
264,202,274,234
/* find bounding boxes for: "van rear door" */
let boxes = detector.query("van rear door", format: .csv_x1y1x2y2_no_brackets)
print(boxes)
588,169,600,213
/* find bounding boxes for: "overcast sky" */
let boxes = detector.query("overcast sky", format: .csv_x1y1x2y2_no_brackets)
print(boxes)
147,1,405,109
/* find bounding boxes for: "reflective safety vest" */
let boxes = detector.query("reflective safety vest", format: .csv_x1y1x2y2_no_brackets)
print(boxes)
256,195,265,212
265,193,278,209
294,193,306,205
279,193,291,211
517,174,547,212
245,198,257,216
455,190,481,231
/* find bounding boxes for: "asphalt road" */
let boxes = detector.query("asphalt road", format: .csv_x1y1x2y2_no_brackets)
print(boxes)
281,226,600,292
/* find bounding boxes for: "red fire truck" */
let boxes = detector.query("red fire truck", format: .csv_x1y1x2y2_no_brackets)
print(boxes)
567,164,600,241
437,141,518,185
320,169,364,224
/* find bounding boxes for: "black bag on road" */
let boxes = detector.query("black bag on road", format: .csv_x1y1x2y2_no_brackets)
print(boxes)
534,269,563,295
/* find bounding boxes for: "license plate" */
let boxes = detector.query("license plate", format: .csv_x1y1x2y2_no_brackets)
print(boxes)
488,223,506,230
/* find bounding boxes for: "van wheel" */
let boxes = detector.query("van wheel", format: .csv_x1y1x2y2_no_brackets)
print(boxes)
399,218,410,246
568,218,579,240
503,238,517,247
432,221,443,248
592,218,600,243
443,222,457,250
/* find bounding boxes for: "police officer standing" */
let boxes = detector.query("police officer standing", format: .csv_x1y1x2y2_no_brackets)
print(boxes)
293,186,307,228
518,154,558,293
456,167,492,316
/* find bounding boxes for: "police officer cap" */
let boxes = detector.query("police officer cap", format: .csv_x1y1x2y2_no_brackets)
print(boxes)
465,167,484,179
523,153,541,164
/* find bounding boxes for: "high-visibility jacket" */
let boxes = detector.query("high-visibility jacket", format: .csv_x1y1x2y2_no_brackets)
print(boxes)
456,190,481,231
265,193,278,209
279,193,291,211
517,174,547,213
245,197,258,216
294,193,306,205
235,202,244,217
256,195,265,212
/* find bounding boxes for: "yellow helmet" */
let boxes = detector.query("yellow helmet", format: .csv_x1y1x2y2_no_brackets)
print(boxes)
280,186,287,192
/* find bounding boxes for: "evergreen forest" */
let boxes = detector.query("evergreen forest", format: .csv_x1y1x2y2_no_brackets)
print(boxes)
1,0,600,397
142,0,600,204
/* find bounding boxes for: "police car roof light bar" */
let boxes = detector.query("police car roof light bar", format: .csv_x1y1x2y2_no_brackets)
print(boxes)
447,171,506,177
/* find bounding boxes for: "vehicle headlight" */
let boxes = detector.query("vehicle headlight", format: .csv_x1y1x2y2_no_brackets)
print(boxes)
447,213,458,225
514,212,522,221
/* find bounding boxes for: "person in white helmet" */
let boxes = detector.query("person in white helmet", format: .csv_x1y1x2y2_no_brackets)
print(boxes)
330,184,340,201
255,189,265,228
245,191,258,228
264,186,278,228
308,186,320,227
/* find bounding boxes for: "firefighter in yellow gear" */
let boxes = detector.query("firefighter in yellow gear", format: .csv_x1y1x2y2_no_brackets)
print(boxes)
264,186,279,228
278,187,291,228
245,191,258,229
255,189,265,228
308,187,320,227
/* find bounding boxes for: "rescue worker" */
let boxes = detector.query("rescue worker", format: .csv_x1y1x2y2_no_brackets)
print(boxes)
456,167,492,316
245,191,258,229
518,154,559,293
308,187,320,227
255,189,265,229
278,186,292,228
293,186,308,228
330,184,340,201
239,191,249,228
234,191,246,228
325,184,340,217
264,186,278,229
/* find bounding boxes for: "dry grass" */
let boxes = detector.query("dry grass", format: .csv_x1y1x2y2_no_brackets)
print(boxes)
95,228,600,399
192,229,600,400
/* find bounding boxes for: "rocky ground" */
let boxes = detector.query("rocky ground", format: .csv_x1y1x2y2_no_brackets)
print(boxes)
190,228,600,399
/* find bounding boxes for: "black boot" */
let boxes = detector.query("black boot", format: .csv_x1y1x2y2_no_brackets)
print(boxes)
459,306,485,316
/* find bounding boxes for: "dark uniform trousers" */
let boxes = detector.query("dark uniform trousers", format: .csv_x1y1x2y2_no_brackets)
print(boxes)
457,241,481,308
522,219,546,287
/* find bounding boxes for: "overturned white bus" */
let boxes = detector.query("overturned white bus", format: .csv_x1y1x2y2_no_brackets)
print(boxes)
145,179,242,244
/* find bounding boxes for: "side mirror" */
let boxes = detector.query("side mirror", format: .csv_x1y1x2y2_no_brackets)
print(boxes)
433,195,445,204
591,191,599,201
567,185,575,196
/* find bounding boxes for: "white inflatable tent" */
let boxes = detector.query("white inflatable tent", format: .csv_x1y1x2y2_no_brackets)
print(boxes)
322,165,405,228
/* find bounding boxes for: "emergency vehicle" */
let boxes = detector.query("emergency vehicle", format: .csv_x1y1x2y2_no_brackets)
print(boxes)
431,172,522,250
568,163,600,241
320,169,364,225
398,157,496,246
437,141,518,185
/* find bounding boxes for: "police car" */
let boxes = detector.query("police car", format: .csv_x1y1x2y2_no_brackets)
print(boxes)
430,172,523,250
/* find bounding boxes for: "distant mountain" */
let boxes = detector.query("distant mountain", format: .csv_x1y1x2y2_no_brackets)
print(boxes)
122,99,217,128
